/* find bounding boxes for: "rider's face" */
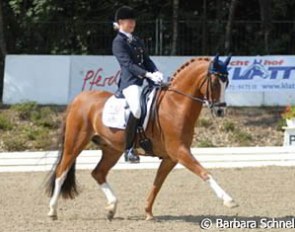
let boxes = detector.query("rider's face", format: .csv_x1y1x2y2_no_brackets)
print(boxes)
119,19,136,33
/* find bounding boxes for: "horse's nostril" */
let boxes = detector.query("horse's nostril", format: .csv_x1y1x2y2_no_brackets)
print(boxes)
216,109,224,117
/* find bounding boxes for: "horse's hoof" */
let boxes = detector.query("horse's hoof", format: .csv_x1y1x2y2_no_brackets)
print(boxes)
48,213,58,220
107,210,115,221
49,215,58,220
105,202,117,221
48,209,58,220
145,214,154,221
224,200,238,208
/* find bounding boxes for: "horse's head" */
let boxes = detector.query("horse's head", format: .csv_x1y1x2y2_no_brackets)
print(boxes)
199,54,231,117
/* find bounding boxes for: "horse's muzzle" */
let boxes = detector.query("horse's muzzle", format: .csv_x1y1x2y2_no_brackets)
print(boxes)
212,102,227,117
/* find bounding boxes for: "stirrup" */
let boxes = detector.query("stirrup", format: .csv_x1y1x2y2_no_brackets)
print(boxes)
124,149,140,163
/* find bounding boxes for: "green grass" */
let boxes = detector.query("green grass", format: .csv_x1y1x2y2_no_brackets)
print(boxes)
198,118,212,128
11,101,38,120
231,129,253,146
197,138,215,147
2,135,27,151
0,105,284,151
222,121,236,132
276,118,286,131
11,102,60,129
31,107,60,129
0,114,13,131
23,126,45,141
0,102,61,151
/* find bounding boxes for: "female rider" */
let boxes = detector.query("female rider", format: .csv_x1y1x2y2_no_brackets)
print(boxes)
112,6,163,163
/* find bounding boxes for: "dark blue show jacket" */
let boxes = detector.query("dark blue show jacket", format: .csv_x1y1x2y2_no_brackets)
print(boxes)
112,32,158,92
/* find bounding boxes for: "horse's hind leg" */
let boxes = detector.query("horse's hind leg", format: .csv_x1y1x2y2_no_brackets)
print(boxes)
91,146,122,221
48,123,91,219
145,158,176,220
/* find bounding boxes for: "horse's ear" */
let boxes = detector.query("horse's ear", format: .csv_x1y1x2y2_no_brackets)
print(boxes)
225,54,232,66
213,54,219,67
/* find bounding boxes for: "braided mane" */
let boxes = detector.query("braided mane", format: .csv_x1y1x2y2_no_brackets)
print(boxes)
171,57,211,81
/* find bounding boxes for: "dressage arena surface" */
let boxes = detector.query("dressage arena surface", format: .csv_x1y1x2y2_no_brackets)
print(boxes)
1,166,295,232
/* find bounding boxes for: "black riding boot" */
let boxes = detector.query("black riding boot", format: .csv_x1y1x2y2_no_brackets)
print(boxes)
124,113,140,163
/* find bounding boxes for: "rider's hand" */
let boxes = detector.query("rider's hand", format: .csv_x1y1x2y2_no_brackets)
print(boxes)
154,71,164,81
145,72,163,84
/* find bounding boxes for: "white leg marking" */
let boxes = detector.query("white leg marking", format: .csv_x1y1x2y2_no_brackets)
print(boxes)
48,169,68,217
207,175,235,205
100,182,118,220
100,182,117,204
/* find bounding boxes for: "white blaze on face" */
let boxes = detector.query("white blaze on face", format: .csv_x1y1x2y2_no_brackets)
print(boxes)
219,80,227,103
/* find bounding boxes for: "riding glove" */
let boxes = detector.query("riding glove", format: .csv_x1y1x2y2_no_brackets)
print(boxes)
145,72,164,84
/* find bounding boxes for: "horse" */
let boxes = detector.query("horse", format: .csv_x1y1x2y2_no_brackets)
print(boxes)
46,54,238,221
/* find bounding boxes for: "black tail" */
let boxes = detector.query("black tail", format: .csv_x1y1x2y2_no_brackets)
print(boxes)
46,120,79,199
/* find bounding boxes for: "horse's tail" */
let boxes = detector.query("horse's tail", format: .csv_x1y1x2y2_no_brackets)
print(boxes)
46,114,79,199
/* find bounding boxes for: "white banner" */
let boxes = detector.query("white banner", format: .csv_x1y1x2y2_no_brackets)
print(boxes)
68,56,193,101
3,55,295,106
69,56,120,101
228,56,295,92
3,55,70,104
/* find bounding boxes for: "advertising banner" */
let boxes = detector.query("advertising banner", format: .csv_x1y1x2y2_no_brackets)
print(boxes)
228,56,295,92
3,55,295,106
68,56,192,101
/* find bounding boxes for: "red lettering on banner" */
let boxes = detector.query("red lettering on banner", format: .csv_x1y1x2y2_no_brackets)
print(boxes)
230,60,249,66
230,59,284,66
82,68,120,91
263,60,284,66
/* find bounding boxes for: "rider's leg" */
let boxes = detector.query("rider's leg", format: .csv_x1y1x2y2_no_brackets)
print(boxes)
124,113,140,162
122,84,142,163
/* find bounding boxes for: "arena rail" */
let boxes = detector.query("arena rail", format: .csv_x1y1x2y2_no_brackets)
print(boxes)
0,146,294,172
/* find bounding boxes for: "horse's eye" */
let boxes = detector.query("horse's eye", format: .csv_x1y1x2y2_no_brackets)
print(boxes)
219,73,228,82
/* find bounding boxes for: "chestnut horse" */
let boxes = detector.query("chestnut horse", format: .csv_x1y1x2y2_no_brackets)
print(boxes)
47,55,238,221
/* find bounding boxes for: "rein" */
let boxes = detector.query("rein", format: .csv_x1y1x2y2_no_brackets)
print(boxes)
166,62,226,108
167,87,207,105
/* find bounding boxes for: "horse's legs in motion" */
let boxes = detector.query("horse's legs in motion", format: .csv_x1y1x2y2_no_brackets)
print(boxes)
91,146,122,221
172,147,238,208
145,158,176,220
48,125,91,219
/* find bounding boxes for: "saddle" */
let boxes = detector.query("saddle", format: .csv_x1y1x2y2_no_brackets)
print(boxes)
102,85,159,155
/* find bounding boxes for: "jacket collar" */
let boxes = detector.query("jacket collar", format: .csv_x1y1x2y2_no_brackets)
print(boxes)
119,29,132,39
118,32,134,43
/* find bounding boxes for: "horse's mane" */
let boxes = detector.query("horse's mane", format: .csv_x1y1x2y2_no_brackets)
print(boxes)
171,57,211,82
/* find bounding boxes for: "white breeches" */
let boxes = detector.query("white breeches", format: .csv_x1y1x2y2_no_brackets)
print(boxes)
122,85,143,119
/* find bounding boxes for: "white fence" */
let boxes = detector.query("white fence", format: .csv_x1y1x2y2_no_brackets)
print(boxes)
3,55,295,106
0,147,294,173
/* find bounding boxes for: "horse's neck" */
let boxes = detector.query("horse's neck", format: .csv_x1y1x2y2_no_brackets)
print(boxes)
166,68,205,125
171,69,200,96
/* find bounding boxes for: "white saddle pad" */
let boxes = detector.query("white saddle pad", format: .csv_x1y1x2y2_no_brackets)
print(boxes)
102,89,156,130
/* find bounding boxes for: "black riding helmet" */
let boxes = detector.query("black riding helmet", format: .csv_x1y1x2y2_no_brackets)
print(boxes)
115,6,136,21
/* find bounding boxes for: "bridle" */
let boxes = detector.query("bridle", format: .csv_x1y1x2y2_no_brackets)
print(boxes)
167,61,229,109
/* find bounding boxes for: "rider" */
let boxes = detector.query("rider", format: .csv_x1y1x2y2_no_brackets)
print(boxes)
112,6,163,163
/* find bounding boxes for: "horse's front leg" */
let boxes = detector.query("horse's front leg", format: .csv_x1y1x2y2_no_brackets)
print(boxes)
170,146,238,208
145,158,177,220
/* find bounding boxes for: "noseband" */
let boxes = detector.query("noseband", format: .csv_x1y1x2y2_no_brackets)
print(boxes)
168,61,228,109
